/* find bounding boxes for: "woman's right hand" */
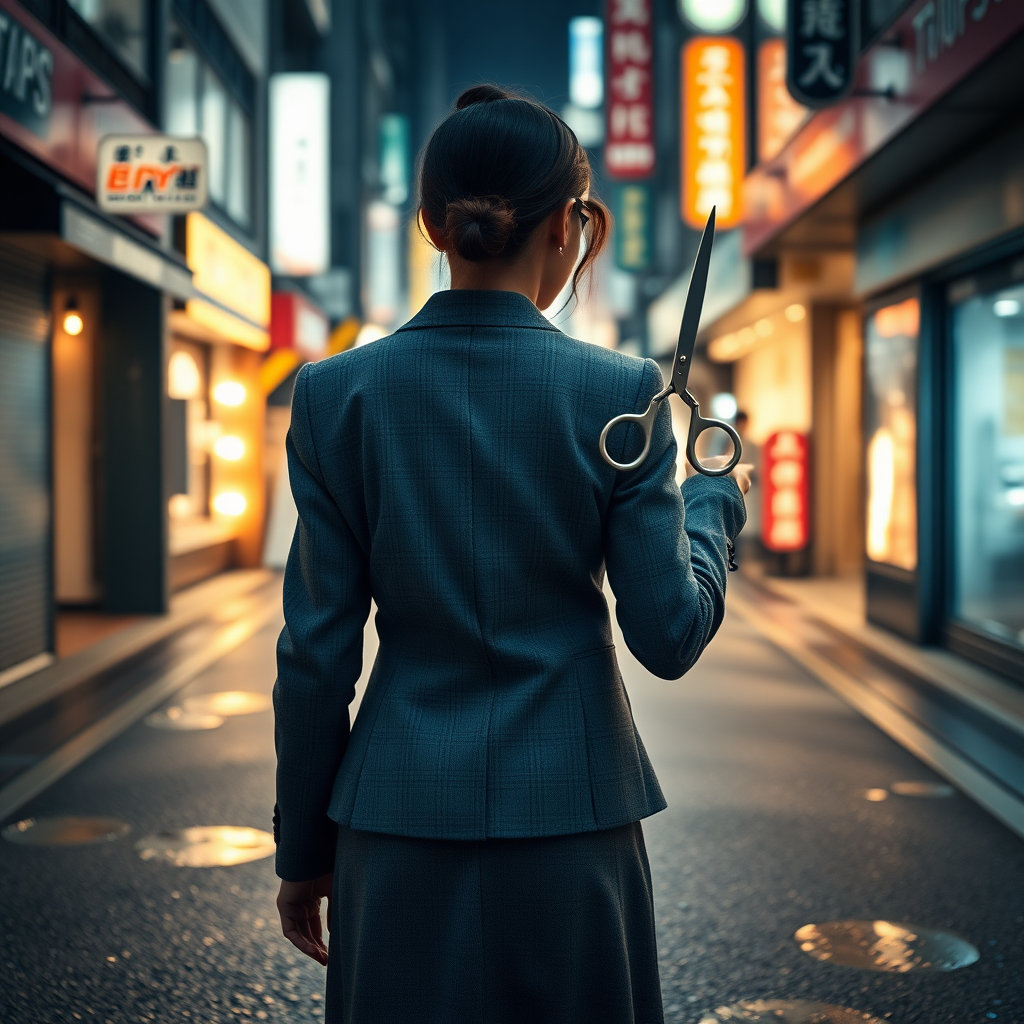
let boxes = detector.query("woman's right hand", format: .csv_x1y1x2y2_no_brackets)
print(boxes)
685,456,754,494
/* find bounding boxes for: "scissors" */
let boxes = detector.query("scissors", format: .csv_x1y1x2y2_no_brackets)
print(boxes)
599,208,742,477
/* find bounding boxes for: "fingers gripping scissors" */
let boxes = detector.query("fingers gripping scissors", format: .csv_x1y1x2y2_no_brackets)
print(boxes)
599,208,743,477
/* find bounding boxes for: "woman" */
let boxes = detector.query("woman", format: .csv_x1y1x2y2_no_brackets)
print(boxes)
273,85,750,1024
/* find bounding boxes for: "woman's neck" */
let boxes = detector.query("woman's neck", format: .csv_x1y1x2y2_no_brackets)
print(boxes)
446,247,543,306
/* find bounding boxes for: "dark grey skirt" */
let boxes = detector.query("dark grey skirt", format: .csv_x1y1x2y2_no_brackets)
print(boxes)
326,821,664,1024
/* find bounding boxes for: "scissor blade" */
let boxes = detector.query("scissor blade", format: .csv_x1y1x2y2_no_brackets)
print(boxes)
671,208,716,395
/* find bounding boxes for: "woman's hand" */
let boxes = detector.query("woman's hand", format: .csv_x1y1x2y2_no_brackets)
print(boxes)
685,455,754,494
277,872,333,966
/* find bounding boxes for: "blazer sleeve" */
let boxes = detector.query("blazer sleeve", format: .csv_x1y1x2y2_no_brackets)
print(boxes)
604,359,746,680
273,363,371,882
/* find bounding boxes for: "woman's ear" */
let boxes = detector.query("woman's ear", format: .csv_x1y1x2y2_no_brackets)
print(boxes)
420,208,446,252
550,198,577,253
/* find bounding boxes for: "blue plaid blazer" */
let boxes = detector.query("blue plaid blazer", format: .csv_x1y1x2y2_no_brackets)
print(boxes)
274,290,745,881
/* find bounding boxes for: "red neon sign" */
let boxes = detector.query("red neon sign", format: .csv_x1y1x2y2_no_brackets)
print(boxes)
761,430,810,552
605,0,655,180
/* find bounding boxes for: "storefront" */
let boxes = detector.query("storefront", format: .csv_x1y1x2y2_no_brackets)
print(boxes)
0,0,178,682
727,0,1024,681
166,211,271,591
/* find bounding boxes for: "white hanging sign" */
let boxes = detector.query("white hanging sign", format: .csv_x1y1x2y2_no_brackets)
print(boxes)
96,135,208,213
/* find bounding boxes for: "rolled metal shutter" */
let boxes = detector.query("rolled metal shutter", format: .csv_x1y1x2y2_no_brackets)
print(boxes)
0,243,51,675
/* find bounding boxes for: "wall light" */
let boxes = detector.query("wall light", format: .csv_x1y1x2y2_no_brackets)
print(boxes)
784,303,806,322
994,298,1021,317
168,350,202,399
213,491,247,516
213,435,245,461
754,318,774,337
62,298,84,336
213,381,246,406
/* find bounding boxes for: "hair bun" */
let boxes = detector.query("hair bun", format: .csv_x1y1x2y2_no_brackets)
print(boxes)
445,196,516,261
456,85,511,109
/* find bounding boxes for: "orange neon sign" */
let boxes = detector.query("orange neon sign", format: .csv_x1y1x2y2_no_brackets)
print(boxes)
757,39,808,164
681,36,745,230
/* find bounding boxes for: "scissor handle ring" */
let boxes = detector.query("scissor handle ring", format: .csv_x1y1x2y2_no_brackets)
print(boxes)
599,397,663,472
685,414,743,477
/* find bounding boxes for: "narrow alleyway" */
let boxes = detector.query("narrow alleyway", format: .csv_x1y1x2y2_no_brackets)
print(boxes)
1,587,1021,1024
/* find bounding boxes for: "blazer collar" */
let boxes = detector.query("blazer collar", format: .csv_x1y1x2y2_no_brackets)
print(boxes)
395,289,562,334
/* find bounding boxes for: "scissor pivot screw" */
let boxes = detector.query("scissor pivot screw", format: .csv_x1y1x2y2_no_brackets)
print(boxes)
678,355,687,364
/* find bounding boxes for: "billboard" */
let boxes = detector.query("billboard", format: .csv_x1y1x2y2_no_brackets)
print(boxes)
270,73,330,277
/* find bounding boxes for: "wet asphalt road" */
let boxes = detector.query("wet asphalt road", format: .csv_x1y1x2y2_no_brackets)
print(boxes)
1,588,1022,1024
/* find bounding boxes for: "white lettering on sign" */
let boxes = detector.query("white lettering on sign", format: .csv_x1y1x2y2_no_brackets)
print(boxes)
0,12,54,136
605,0,655,179
912,0,1000,72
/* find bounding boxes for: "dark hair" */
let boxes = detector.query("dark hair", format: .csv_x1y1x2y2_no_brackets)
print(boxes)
418,84,609,301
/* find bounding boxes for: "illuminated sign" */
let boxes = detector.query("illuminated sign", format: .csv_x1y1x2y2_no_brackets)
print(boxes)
605,0,654,180
186,211,271,345
682,36,745,230
269,73,330,276
97,135,207,213
570,16,603,109
679,0,747,32
762,430,810,552
613,183,652,271
785,0,856,107
380,113,409,205
757,39,807,163
270,291,329,360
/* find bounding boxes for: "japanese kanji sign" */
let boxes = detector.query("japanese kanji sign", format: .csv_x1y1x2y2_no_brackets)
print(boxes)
762,430,810,552
605,0,655,179
681,36,745,230
613,182,652,270
785,0,857,107
97,135,207,213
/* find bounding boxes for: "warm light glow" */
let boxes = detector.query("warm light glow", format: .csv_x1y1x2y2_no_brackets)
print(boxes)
168,351,202,399
214,435,245,461
213,381,246,406
866,428,894,562
355,323,389,347
754,318,774,337
784,303,806,322
213,491,247,516
62,312,84,336
874,297,919,339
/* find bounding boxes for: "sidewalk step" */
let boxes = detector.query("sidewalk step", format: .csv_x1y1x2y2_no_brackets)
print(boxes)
0,576,282,823
730,577,1024,841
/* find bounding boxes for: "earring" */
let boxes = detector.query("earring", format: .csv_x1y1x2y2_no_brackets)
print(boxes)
559,246,563,254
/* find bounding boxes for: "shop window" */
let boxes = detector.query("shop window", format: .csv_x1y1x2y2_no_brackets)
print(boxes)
68,0,149,78
165,23,252,229
950,272,1024,652
864,297,918,571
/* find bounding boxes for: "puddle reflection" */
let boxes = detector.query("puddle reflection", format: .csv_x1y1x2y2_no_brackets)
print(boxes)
182,692,272,716
135,826,275,867
2,816,131,846
795,920,979,972
699,999,882,1022
890,781,955,798
145,707,225,730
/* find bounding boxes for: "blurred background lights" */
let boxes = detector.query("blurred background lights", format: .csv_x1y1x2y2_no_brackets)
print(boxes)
355,323,389,347
62,311,84,336
569,17,603,109
993,298,1021,317
679,0,748,32
167,351,201,400
785,303,807,322
710,392,738,421
1007,488,1024,507
213,492,247,516
213,381,246,406
757,0,785,31
213,435,245,461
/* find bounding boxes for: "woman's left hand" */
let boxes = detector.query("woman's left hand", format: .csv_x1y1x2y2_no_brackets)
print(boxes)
277,872,333,966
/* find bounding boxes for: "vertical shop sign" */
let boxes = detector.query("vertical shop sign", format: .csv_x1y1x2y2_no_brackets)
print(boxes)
613,182,652,270
605,0,655,179
762,430,810,551
757,38,808,162
379,114,409,205
682,36,745,230
269,73,330,276
785,0,856,107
